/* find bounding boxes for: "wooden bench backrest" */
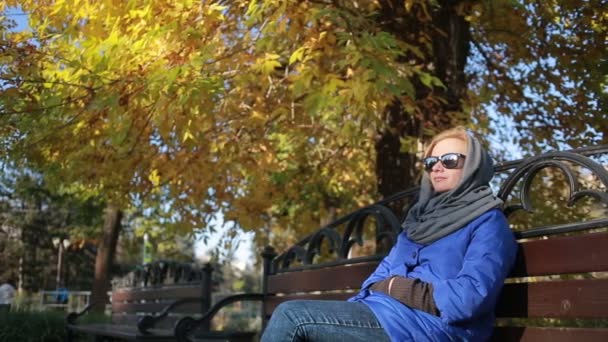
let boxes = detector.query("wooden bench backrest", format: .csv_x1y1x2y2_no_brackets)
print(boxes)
264,231,608,340
110,284,210,330
264,261,378,317
491,231,608,341
107,262,214,330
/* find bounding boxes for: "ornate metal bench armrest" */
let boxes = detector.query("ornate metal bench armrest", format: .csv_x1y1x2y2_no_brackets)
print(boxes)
65,303,94,325
137,296,209,333
174,293,264,342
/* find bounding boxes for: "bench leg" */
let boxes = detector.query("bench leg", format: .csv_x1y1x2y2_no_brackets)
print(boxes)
65,328,74,342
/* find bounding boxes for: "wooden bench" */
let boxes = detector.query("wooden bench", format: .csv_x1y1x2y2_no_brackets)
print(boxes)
177,145,608,341
66,261,216,341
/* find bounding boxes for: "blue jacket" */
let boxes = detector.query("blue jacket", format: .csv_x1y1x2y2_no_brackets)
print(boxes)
349,209,517,341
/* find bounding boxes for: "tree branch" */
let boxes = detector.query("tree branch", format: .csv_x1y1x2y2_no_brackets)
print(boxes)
0,94,91,116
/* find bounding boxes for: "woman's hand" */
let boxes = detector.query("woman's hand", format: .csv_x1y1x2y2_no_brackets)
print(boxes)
371,276,439,316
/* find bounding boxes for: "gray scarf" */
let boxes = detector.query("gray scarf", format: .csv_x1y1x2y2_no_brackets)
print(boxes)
404,134,503,245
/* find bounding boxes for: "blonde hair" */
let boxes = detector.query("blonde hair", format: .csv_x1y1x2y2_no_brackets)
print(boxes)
423,126,469,157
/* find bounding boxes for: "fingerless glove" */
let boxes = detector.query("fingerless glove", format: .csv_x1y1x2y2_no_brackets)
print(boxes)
370,276,439,316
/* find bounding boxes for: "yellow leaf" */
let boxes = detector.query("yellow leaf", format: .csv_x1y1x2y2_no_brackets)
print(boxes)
251,110,265,120
183,130,194,142
289,47,306,65
149,169,161,186
73,121,86,134
183,120,194,142
404,0,415,12
208,3,227,14
259,53,282,74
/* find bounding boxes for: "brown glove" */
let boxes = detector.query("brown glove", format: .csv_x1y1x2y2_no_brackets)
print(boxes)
370,276,439,316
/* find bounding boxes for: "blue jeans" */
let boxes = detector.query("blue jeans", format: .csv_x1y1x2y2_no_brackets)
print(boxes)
260,300,391,342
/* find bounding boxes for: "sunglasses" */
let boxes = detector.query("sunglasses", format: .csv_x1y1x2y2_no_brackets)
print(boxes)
423,153,466,172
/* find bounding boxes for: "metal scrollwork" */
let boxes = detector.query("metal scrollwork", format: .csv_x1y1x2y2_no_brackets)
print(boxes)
306,227,342,264
341,204,402,259
496,148,608,238
279,245,307,269
272,145,608,271
275,203,403,272
112,260,204,289
498,151,608,210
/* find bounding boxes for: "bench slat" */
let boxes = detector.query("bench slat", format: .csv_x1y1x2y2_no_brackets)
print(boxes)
111,301,203,315
267,232,608,297
264,293,354,316
510,232,608,277
496,279,608,318
267,262,376,294
110,313,142,326
264,279,608,319
68,323,174,340
112,285,203,302
490,326,608,342
111,314,191,330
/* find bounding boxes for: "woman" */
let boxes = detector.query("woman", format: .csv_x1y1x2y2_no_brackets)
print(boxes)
261,127,518,342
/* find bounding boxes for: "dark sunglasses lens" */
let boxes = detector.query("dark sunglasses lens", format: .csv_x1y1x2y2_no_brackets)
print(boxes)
424,157,439,171
441,154,461,169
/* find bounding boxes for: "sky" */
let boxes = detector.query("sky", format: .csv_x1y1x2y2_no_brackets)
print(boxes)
193,215,255,270
4,7,28,31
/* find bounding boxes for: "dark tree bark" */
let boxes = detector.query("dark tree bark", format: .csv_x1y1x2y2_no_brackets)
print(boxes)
90,205,122,313
375,1,471,202
375,100,421,199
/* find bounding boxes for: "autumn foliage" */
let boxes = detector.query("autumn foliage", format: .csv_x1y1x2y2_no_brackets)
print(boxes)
1,0,605,243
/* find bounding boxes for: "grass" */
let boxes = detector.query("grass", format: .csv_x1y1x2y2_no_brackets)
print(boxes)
0,309,110,342
0,310,65,342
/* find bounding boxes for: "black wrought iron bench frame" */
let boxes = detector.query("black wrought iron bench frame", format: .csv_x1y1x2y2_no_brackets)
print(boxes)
178,145,608,341
66,261,216,341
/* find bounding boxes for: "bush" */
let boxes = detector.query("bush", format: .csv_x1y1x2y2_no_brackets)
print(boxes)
0,310,65,342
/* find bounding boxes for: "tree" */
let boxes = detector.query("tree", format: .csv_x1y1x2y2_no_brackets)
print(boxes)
469,0,606,152
115,211,197,267
0,0,604,274
0,167,104,291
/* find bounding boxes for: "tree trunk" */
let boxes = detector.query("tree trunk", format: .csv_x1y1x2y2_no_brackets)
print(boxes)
375,1,471,205
90,205,122,313
375,100,420,198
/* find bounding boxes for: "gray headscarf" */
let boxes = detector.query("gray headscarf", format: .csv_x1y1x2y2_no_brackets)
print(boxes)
403,133,503,245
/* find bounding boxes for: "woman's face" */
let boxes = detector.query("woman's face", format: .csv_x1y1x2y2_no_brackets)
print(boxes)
428,137,467,193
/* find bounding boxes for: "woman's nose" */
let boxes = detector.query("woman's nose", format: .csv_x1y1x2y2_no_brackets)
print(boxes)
431,161,444,172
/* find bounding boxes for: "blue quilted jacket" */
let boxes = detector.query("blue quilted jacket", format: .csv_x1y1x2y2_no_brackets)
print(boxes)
349,209,517,341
